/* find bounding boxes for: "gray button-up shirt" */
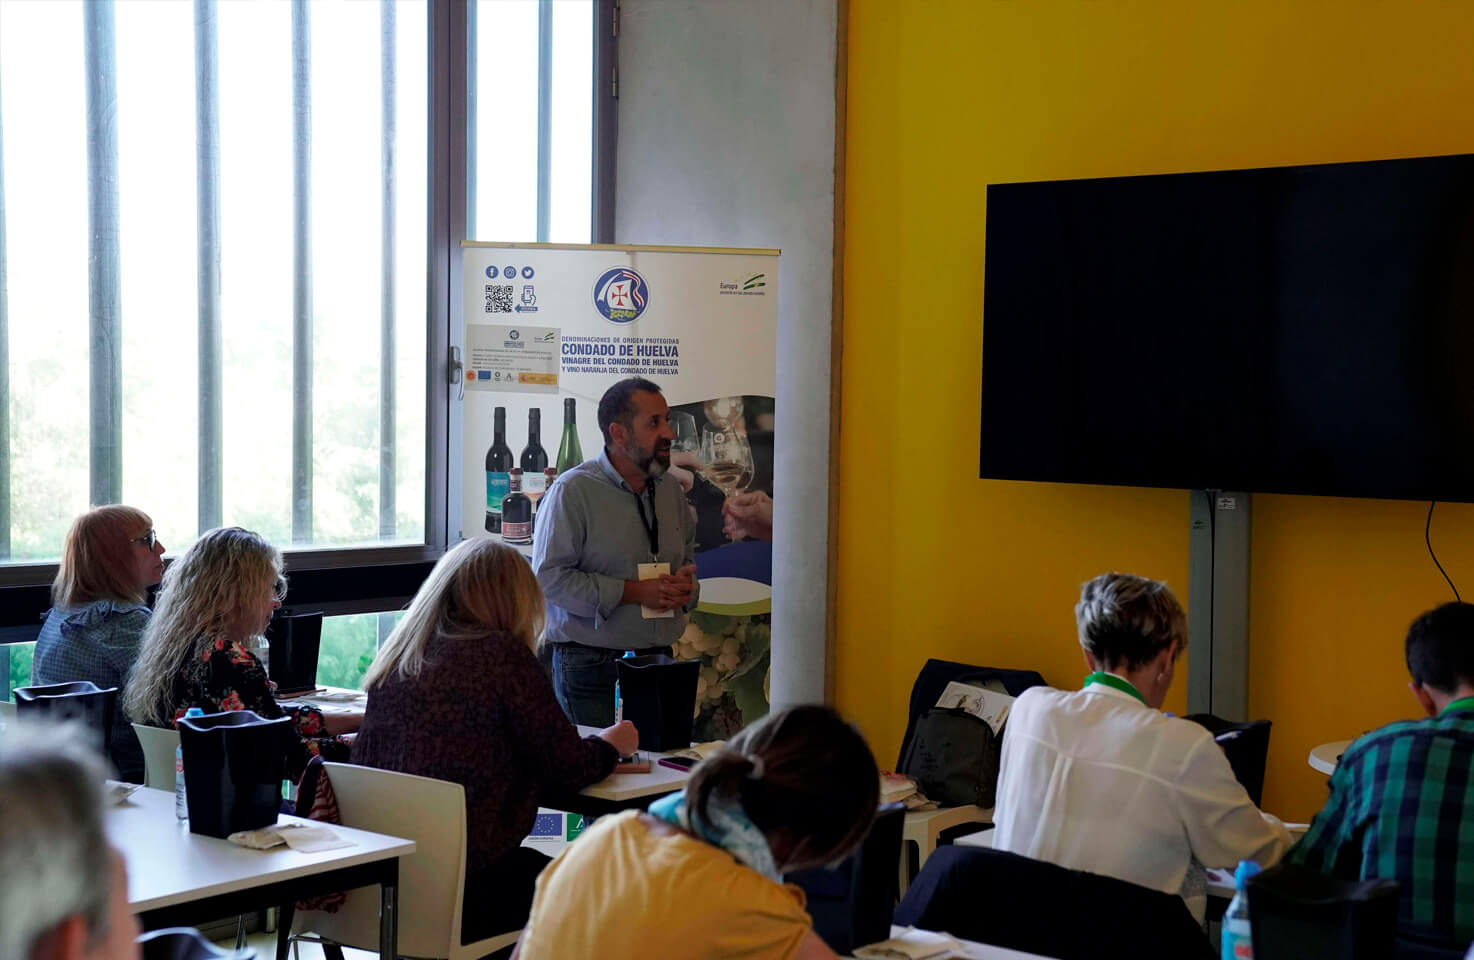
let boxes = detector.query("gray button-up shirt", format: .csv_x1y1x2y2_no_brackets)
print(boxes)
533,448,698,651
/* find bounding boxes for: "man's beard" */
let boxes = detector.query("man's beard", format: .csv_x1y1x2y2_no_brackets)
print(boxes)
625,438,671,477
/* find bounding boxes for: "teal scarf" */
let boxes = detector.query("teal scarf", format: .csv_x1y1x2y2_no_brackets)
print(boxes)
648,788,780,881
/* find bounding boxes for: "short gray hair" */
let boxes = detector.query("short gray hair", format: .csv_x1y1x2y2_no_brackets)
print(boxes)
0,722,114,960
1075,572,1186,671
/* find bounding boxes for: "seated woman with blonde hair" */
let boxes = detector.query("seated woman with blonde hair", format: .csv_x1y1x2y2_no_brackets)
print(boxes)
512,704,881,960
33,504,167,782
353,538,638,943
123,527,352,783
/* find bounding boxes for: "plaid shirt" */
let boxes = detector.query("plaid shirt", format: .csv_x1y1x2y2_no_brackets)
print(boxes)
1289,699,1474,941
32,600,151,782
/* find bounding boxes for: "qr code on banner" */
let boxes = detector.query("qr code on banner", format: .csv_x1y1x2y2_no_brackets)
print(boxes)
485,284,514,313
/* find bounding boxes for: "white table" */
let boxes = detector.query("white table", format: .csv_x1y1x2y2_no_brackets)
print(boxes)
865,925,1053,959
567,724,695,812
110,785,413,960
1309,739,1352,775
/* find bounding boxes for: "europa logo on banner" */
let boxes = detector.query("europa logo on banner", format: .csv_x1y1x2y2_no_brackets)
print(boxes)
593,266,650,323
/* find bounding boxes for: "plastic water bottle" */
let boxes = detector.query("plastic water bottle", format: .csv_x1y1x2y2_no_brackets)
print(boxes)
175,707,205,821
614,678,623,724
1221,860,1261,960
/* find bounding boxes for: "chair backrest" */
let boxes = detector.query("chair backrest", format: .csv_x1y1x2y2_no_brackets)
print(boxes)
1184,714,1272,806
297,762,468,959
1247,863,1400,960
788,802,906,955
895,845,1214,960
898,660,1047,769
0,699,15,722
132,723,181,790
14,681,117,756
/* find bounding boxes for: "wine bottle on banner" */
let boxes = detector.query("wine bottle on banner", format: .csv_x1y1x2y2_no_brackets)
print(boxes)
521,408,550,498
501,469,534,545
557,397,584,473
484,407,513,533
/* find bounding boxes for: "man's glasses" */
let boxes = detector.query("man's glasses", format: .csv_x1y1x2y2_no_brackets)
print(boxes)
130,529,158,550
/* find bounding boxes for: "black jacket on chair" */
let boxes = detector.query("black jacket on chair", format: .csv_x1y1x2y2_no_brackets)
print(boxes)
894,845,1214,960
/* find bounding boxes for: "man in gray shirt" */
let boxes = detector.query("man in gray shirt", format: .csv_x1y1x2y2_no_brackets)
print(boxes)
533,378,698,725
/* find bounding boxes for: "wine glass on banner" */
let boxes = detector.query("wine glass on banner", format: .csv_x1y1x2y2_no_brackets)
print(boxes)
669,412,699,455
704,397,745,434
701,423,755,498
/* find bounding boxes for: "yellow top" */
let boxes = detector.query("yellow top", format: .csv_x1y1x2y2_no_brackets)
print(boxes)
517,810,813,960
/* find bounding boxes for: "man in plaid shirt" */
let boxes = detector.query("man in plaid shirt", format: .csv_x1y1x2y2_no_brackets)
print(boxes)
1290,601,1474,944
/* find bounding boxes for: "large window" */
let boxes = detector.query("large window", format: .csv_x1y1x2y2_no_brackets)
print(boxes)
470,0,593,243
0,0,608,689
0,0,428,562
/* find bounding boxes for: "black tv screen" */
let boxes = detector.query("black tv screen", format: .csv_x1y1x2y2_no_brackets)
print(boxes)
980,153,1474,502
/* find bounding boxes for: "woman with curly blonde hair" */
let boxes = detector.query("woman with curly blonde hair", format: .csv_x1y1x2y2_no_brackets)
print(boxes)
124,527,353,781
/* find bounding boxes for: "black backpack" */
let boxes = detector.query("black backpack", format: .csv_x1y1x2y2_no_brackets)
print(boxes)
896,662,1048,809
899,705,1001,808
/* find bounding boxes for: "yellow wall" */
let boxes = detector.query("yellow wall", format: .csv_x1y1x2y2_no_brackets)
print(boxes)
839,0,1474,821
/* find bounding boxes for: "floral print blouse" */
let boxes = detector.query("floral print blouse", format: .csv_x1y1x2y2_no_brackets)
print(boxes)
167,635,350,782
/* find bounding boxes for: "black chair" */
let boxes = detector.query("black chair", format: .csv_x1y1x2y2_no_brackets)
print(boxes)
895,845,1214,960
787,802,905,955
1247,863,1399,960
14,680,118,757
138,927,255,960
1184,713,1272,806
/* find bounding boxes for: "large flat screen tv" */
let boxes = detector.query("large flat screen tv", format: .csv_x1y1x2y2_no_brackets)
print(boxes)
980,153,1474,502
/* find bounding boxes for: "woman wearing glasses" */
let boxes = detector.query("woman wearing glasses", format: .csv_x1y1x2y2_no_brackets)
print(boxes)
124,526,352,781
33,505,167,782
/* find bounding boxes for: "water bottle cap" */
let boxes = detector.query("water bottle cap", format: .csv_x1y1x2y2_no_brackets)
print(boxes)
1234,859,1262,888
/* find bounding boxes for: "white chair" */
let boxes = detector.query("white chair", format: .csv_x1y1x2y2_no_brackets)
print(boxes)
898,804,993,896
0,699,15,721
290,762,520,960
131,723,181,790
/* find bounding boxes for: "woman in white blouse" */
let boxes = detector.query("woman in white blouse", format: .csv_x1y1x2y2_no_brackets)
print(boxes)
992,572,1290,923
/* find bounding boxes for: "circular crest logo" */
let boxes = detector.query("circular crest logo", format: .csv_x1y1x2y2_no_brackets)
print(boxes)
592,267,650,324
509,329,520,340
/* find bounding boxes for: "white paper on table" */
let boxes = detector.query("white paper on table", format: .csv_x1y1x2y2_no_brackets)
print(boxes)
936,681,1015,734
229,823,355,853
853,927,963,959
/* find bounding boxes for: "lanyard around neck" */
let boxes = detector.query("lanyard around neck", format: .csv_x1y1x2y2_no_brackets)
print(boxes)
1084,671,1148,706
631,481,659,558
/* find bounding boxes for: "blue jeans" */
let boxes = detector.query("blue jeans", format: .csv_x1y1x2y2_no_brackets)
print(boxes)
551,643,620,726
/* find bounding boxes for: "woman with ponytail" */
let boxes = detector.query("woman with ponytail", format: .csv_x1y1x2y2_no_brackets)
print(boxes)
512,704,880,960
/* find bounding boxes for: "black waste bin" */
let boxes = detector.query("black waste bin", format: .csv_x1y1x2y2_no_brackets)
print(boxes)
179,710,293,838
617,654,699,752
14,680,117,756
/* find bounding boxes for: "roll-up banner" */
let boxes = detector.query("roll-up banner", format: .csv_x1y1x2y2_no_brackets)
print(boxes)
460,242,779,737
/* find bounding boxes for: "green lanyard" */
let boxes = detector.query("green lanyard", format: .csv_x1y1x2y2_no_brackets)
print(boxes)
1083,671,1148,706
1441,696,1474,717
